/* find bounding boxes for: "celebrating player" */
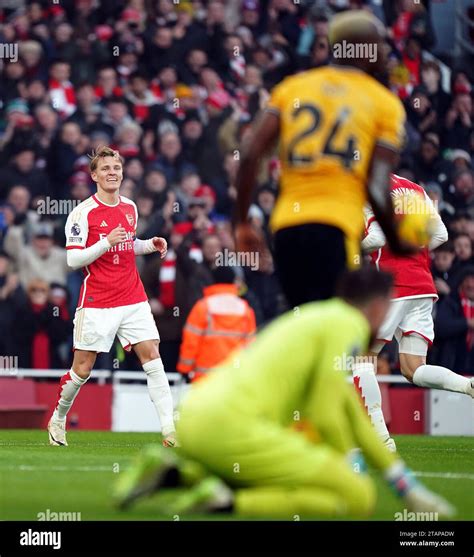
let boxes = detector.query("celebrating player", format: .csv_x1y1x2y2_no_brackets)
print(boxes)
47,146,177,447
115,269,454,519
235,10,412,306
353,174,474,451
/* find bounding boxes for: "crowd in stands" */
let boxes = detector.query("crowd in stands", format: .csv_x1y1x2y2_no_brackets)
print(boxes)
0,0,473,373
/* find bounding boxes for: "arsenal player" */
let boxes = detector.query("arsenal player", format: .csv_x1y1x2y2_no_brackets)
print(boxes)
353,174,474,452
48,146,177,447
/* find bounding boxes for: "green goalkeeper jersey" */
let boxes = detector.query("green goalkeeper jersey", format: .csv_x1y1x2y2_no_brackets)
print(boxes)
183,298,367,422
178,298,396,473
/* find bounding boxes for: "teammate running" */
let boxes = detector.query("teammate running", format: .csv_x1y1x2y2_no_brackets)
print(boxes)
235,10,412,306
47,146,177,447
353,174,474,451
114,269,454,519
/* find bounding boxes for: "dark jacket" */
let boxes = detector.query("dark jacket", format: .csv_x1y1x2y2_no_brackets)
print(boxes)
11,298,72,369
434,291,474,373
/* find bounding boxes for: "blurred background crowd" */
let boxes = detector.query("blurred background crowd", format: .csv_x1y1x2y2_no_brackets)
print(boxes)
0,0,473,374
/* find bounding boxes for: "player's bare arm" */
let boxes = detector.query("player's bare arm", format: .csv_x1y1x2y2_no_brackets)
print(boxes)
234,110,279,253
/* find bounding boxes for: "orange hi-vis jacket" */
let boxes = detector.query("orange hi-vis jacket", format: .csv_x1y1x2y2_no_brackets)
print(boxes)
177,283,256,379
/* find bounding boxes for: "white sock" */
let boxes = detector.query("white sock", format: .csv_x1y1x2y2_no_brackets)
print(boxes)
143,358,175,436
52,369,88,422
352,362,390,442
413,364,470,394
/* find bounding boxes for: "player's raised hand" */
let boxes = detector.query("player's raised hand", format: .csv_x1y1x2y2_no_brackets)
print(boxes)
107,226,128,247
152,237,168,258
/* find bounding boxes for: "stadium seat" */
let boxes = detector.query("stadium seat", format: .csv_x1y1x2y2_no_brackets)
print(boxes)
0,378,48,428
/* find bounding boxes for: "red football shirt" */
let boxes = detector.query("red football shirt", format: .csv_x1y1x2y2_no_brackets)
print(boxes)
366,175,438,301
65,195,147,309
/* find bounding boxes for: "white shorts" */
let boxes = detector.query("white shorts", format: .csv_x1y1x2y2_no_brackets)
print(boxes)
377,297,435,356
73,301,159,353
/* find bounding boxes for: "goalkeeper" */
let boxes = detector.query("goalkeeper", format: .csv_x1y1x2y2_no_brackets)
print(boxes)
115,268,454,519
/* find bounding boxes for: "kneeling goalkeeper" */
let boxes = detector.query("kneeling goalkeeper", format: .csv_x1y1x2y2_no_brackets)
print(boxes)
115,268,454,519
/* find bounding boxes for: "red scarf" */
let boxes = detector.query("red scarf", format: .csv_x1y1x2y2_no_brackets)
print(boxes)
460,290,474,350
159,251,176,308
31,303,50,369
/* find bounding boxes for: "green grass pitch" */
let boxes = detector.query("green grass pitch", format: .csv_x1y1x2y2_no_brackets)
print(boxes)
0,430,473,521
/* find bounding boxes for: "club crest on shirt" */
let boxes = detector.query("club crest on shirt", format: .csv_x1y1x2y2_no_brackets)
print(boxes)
126,213,134,227
70,223,81,236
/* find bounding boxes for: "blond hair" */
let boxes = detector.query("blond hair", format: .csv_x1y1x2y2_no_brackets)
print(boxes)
89,146,124,172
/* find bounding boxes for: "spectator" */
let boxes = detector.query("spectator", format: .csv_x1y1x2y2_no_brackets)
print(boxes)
180,48,209,86
19,78,48,112
411,133,451,188
447,149,472,173
19,40,47,83
4,221,68,288
142,221,196,374
113,121,142,159
435,266,474,373
124,157,145,186
444,92,473,151
94,67,123,103
256,185,276,230
125,72,161,127
50,23,78,66
34,104,60,159
153,131,195,186
446,170,474,216
177,266,256,381
424,182,455,225
450,233,474,287
0,251,24,357
48,59,76,118
142,169,169,210
67,82,101,133
431,241,456,301
1,61,26,104
101,97,134,138
11,278,72,369
420,61,451,119
48,122,89,195
0,147,49,201
145,25,183,75
405,87,437,147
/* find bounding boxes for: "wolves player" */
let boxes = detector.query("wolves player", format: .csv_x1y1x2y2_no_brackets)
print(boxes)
115,269,453,519
48,147,177,447
235,10,412,305
354,174,474,451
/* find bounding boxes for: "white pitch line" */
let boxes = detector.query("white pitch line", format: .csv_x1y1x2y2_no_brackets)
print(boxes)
0,466,473,480
0,442,144,448
413,471,474,480
5,465,115,472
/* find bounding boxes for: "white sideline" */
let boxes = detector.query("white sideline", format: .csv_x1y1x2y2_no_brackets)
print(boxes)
1,369,184,386
3,369,471,385
1,465,472,480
